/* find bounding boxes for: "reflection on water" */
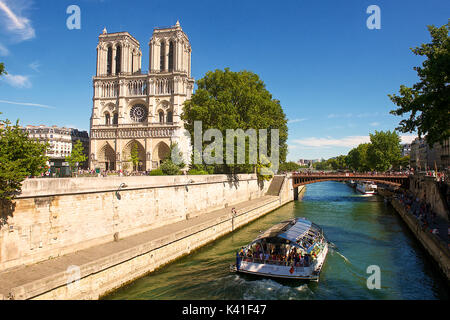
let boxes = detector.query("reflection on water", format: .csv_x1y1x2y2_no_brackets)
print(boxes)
105,181,448,300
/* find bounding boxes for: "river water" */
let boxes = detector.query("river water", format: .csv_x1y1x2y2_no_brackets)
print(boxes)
105,181,448,300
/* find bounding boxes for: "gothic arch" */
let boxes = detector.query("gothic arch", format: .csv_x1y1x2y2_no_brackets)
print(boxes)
98,143,116,170
122,140,146,171
152,141,170,166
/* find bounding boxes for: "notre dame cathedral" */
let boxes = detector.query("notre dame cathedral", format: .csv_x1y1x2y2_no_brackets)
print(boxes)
89,21,194,171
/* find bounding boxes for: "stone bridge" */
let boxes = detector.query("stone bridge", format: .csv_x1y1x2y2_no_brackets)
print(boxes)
292,173,410,189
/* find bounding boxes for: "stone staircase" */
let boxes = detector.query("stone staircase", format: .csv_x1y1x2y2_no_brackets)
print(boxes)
266,175,285,196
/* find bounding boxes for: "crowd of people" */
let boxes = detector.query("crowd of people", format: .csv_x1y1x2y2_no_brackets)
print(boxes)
395,191,442,238
34,169,156,178
288,170,414,176
237,243,315,268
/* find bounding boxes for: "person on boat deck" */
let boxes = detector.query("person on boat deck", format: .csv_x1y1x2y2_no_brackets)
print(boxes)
294,252,300,266
304,254,309,266
264,252,270,262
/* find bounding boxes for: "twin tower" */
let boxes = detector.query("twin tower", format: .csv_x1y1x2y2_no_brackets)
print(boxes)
89,21,194,172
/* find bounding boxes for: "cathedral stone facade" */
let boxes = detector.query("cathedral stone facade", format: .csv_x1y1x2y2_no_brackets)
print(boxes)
89,21,194,171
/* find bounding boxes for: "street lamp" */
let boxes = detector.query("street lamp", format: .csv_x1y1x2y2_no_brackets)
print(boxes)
115,183,127,200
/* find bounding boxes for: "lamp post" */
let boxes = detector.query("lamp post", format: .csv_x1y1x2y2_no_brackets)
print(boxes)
115,182,127,200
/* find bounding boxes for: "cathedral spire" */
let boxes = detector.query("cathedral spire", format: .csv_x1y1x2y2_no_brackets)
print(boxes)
102,27,107,34
175,20,180,27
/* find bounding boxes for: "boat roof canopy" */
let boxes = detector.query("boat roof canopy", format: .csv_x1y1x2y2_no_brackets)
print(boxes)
255,218,321,244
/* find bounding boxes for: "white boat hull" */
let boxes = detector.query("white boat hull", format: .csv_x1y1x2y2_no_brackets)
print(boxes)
234,242,328,281
356,183,376,195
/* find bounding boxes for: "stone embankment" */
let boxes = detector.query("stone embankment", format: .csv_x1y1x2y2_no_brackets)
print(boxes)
379,174,449,282
0,174,300,299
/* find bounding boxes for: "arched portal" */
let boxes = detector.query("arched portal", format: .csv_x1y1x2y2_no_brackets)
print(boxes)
152,142,170,167
98,143,116,170
122,140,146,171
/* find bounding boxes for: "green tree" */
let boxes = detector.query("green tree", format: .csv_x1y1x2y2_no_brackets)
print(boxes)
278,161,301,172
367,130,401,172
314,160,331,171
181,68,288,174
0,62,6,76
346,143,371,172
65,140,87,175
129,142,139,171
393,155,410,170
389,21,450,147
0,114,48,201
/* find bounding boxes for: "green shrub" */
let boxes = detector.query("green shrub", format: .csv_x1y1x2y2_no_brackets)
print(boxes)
160,159,181,175
188,169,209,175
149,168,164,176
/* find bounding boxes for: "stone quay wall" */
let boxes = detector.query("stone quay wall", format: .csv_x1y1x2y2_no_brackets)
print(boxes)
0,174,278,273
391,199,449,281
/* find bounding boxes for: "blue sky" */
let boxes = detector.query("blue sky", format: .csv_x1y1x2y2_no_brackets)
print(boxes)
0,0,448,161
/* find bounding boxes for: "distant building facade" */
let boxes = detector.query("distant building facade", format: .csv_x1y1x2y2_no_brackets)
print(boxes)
410,137,450,171
297,159,322,167
401,143,411,157
89,21,194,172
23,125,89,174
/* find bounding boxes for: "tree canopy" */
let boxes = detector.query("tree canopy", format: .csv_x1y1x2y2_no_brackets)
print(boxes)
278,161,301,172
65,140,87,173
181,68,288,175
389,21,450,147
367,130,401,172
0,62,5,76
0,114,48,201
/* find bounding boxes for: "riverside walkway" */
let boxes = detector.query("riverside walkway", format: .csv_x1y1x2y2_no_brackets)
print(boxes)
0,194,282,300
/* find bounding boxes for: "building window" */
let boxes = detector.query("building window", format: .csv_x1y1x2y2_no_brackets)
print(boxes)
130,104,148,122
168,41,174,71
167,111,173,123
115,45,121,74
107,46,112,75
159,111,164,123
160,41,165,71
113,112,118,125
105,113,110,125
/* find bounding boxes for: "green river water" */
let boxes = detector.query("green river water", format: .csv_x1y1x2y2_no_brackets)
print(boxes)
105,181,449,300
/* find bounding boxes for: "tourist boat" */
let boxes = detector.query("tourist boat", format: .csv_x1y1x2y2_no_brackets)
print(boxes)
346,180,356,188
230,217,328,282
356,181,377,195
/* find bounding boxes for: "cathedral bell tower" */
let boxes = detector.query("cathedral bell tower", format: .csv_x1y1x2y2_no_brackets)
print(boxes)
89,22,194,172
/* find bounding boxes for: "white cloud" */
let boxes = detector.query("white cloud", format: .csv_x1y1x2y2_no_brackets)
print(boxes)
29,61,40,72
0,42,9,56
370,122,380,126
1,73,31,88
328,112,380,119
0,0,35,41
288,118,307,124
400,135,417,144
0,99,55,109
293,136,370,148
292,134,418,148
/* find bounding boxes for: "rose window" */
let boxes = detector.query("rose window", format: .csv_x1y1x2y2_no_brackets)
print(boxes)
130,104,148,122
